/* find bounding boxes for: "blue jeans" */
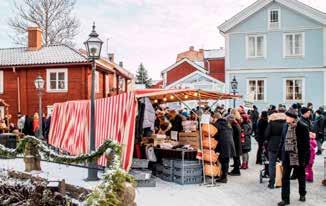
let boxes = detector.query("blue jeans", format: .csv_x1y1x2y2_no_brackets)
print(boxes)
268,151,278,185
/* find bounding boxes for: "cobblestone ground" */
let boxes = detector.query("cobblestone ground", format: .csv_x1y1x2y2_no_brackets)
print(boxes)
136,142,326,206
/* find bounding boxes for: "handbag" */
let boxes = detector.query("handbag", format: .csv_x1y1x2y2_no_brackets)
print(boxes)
275,162,283,187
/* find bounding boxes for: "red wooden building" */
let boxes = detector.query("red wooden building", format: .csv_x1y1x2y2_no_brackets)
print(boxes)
0,27,133,122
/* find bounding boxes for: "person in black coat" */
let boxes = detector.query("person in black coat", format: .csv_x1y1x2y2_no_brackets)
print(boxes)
255,111,269,164
214,117,236,183
228,110,242,176
313,109,325,155
278,108,310,206
249,105,259,137
22,115,34,136
265,111,286,189
240,114,252,169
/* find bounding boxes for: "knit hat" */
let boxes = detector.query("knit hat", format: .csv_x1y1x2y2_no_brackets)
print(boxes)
285,108,298,119
300,107,310,115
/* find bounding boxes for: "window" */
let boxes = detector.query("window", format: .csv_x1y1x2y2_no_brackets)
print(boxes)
47,105,54,116
268,9,280,30
105,74,110,95
46,69,68,92
95,71,99,93
0,71,3,94
284,79,304,101
0,106,4,119
247,79,265,101
247,35,266,58
284,33,304,57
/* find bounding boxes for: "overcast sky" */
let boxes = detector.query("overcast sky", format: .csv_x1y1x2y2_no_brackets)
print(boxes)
0,0,325,79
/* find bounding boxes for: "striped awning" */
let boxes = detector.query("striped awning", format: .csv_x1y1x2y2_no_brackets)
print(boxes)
135,88,241,103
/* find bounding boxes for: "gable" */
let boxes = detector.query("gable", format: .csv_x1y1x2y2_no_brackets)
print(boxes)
166,61,199,85
219,0,326,33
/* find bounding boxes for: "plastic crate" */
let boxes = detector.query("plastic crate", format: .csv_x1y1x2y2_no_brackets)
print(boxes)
173,160,201,169
163,166,174,175
162,159,174,167
130,169,152,180
173,166,202,177
136,177,156,187
174,175,202,185
155,163,163,173
160,173,174,182
131,158,149,169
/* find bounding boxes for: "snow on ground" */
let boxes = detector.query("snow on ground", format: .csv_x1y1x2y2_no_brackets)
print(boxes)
0,142,325,206
0,158,103,190
136,142,326,206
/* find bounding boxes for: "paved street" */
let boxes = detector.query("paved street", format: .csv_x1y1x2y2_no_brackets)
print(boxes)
136,142,326,206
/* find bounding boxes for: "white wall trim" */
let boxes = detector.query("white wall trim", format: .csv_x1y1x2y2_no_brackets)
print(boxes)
0,71,3,94
227,27,322,35
225,34,230,70
324,71,326,105
161,58,208,74
46,68,68,93
323,27,326,66
282,77,306,104
227,67,326,73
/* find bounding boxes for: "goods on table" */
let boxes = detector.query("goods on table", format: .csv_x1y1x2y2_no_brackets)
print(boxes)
179,132,199,149
204,163,221,177
202,138,218,150
203,150,218,163
201,124,218,137
182,121,197,132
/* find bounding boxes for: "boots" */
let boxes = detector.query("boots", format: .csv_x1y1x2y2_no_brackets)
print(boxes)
245,161,249,169
240,161,249,169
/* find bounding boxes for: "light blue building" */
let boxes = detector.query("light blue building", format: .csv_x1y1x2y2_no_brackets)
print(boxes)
219,0,326,109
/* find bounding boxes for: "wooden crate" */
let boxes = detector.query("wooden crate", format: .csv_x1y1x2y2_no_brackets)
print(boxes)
178,132,199,149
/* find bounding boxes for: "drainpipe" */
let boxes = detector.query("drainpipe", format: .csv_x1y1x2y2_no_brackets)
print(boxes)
13,67,21,113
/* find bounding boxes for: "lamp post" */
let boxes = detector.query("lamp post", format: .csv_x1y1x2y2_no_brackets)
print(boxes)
230,76,238,108
84,22,103,181
34,74,45,139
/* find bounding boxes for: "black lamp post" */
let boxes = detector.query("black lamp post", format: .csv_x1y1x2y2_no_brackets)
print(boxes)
230,76,238,108
34,74,44,139
84,22,103,181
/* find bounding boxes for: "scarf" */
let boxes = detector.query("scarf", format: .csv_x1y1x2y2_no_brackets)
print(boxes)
284,121,299,166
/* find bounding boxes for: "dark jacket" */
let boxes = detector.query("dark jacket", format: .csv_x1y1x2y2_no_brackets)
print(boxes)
312,115,324,136
256,118,268,144
250,109,259,123
241,121,252,152
231,120,242,157
170,115,183,132
22,115,34,136
300,116,312,132
280,120,310,167
214,118,236,159
265,113,286,153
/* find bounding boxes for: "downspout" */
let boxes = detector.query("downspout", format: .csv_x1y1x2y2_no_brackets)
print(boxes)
13,67,21,113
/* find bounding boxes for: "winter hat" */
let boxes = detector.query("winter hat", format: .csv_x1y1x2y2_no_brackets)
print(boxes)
285,107,298,119
261,111,268,119
278,105,287,113
301,107,310,115
253,105,257,110
291,103,298,110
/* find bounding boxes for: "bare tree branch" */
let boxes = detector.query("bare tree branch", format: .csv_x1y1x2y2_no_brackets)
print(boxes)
8,0,80,47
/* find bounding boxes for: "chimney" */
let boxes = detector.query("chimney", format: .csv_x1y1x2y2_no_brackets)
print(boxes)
108,53,114,62
27,27,42,50
189,46,194,51
119,61,123,67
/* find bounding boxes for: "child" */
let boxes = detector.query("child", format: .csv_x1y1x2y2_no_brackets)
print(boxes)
305,132,317,182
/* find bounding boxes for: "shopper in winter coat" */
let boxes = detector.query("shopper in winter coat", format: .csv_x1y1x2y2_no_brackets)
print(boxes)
305,133,317,182
313,109,325,155
228,109,242,176
214,117,236,183
278,108,310,206
249,105,259,136
265,111,286,189
23,115,34,136
240,114,252,169
255,111,269,164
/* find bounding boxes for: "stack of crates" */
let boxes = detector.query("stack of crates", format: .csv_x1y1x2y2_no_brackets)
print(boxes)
159,159,203,185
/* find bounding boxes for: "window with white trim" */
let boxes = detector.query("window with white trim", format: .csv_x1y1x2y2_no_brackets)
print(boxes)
247,79,265,101
268,9,280,30
105,74,110,95
285,79,303,101
46,69,68,92
0,71,3,94
95,71,99,93
247,35,265,58
284,33,304,57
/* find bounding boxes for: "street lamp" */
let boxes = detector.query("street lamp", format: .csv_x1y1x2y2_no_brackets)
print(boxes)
230,76,238,108
34,74,45,139
84,22,103,181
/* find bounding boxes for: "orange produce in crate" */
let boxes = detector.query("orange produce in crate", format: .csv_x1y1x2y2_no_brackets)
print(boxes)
204,164,221,177
202,138,218,149
201,124,218,137
203,150,218,163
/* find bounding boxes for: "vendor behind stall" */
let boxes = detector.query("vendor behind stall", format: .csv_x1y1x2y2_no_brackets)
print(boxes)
167,110,183,137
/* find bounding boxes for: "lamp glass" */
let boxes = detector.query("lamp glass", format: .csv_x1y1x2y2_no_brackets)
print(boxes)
34,75,44,90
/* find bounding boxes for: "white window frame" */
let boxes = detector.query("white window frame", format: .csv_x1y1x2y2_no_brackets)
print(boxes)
283,78,305,103
95,71,100,93
246,34,267,59
283,32,305,58
246,79,267,102
0,71,3,94
0,106,4,119
268,8,281,30
46,68,68,93
105,74,110,95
